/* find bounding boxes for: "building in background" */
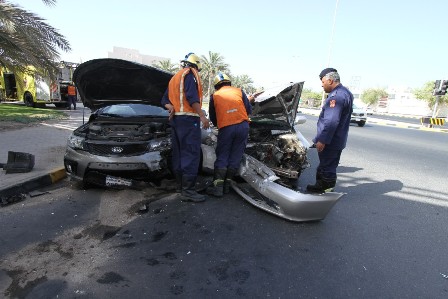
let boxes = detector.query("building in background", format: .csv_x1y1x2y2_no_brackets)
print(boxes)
380,86,431,116
108,46,169,66
348,76,432,116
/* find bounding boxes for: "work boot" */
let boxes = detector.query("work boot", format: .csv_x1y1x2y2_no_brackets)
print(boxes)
306,178,336,193
181,175,207,202
206,168,226,197
175,172,182,193
224,168,238,194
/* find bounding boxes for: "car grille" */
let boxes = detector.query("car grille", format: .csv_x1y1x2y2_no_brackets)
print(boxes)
86,143,148,156
352,113,365,116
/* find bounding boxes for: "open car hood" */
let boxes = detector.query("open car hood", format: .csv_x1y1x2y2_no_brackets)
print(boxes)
73,58,173,110
251,82,304,128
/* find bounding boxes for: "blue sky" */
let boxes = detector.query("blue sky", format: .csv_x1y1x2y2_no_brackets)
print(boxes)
23,0,448,91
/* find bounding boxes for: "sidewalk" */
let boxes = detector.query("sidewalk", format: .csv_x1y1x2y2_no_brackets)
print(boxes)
0,108,89,204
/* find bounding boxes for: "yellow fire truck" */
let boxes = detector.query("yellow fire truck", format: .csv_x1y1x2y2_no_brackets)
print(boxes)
0,61,79,108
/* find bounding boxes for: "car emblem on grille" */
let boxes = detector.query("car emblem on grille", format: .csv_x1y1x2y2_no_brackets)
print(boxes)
111,147,123,153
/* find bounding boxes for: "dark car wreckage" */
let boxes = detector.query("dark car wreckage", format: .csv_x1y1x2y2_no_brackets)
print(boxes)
64,59,343,222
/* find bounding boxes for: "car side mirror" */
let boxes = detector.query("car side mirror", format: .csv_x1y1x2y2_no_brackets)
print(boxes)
295,115,307,125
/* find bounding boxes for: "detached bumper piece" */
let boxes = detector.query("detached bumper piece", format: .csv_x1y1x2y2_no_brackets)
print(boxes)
233,154,343,222
2,151,35,174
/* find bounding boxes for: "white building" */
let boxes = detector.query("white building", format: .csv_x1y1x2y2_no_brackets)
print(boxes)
108,46,169,66
383,86,431,116
349,85,433,117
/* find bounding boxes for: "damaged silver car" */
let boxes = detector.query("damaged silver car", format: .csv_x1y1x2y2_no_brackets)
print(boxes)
64,59,173,187
64,58,343,222
201,83,343,221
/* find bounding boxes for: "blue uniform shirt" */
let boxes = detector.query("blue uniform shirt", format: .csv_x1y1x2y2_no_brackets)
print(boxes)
313,84,353,150
161,72,200,107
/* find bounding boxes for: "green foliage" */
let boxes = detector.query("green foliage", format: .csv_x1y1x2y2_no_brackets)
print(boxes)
0,104,67,123
200,51,230,98
361,88,388,106
152,59,179,74
230,74,256,95
0,1,71,81
300,88,322,108
198,51,261,99
413,81,447,111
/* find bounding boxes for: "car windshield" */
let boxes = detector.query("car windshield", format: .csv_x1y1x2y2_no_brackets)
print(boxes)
100,104,168,117
352,103,364,109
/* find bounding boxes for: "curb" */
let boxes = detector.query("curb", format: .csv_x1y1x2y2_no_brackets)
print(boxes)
300,110,447,133
0,167,67,202
367,119,448,133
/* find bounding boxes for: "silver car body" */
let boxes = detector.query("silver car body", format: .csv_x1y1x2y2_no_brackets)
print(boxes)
202,82,343,222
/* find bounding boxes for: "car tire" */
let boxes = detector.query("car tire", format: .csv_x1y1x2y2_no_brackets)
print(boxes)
357,121,366,127
24,92,35,107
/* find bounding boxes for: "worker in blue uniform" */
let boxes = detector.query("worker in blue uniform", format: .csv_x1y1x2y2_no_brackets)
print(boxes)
307,68,353,193
207,73,252,197
161,53,210,202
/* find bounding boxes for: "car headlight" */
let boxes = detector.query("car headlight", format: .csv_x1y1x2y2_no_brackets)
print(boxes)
147,138,171,151
67,134,86,150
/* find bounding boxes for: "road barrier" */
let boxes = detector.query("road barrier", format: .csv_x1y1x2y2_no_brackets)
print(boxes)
420,117,446,128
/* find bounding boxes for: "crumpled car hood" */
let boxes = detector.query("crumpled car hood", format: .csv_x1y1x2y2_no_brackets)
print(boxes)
251,82,304,128
73,58,173,110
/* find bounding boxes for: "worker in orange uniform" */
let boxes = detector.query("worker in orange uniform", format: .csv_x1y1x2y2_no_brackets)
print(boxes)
207,73,252,197
161,53,210,203
67,82,77,110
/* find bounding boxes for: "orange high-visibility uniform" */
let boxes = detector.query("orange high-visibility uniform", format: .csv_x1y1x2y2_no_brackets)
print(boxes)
67,85,76,96
168,67,203,116
212,86,249,129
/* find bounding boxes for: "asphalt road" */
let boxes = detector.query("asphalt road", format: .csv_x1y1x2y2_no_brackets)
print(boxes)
1,116,447,298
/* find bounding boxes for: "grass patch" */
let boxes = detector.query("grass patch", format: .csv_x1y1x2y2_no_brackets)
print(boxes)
0,104,68,123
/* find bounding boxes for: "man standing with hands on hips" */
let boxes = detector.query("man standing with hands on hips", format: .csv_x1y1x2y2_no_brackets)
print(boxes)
161,52,210,202
307,68,353,193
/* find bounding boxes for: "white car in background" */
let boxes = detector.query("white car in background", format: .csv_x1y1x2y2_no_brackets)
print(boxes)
351,103,367,127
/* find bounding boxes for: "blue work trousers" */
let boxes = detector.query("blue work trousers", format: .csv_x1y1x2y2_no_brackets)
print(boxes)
317,147,342,180
215,121,249,169
170,116,201,176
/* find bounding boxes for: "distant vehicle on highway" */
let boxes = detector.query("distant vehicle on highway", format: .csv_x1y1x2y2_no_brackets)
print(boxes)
366,106,374,115
351,103,367,127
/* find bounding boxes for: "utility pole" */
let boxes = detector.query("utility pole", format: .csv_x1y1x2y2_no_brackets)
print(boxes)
321,0,340,108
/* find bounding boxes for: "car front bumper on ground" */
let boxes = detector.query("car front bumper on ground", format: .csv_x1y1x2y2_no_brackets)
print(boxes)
201,146,343,222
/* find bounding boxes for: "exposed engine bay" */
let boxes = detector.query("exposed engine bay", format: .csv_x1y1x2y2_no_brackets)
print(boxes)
245,120,309,180
83,121,170,141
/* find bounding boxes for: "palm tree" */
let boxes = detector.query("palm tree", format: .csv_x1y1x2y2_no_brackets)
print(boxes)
152,59,179,74
231,74,256,95
200,51,229,99
0,1,71,80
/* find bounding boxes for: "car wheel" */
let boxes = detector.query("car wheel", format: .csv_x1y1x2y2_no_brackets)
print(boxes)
24,92,35,107
357,121,366,127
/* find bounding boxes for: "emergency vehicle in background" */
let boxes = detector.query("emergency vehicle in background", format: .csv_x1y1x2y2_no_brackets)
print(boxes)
0,61,79,108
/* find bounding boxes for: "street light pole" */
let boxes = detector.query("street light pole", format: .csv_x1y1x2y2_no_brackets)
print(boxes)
321,0,340,107
327,0,340,66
